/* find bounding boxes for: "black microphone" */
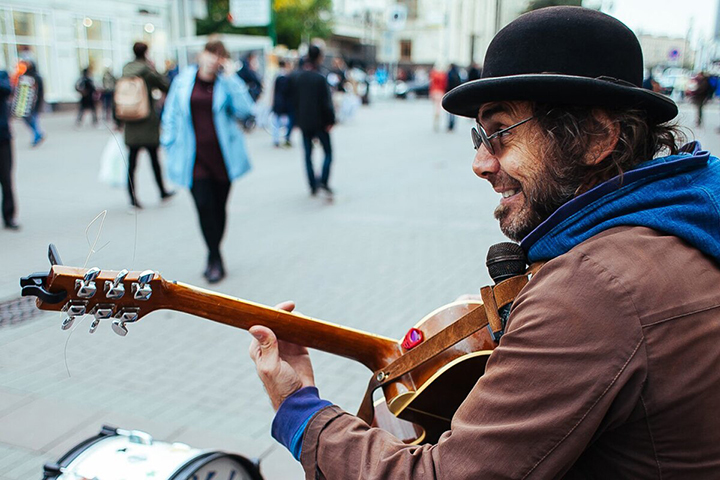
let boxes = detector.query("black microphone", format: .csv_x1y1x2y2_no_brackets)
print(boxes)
485,242,527,342
486,242,527,284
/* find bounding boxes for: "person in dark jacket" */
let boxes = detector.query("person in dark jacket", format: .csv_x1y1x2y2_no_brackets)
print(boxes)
75,67,98,127
292,44,336,199
467,62,481,82
121,42,173,209
238,52,263,102
446,63,463,131
0,70,18,229
19,60,44,147
688,71,714,127
271,60,294,147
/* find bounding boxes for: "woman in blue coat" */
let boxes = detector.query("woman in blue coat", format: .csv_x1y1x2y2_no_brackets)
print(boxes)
161,40,254,283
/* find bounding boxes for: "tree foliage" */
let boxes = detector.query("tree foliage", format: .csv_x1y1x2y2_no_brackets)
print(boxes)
274,0,332,49
524,0,583,13
196,0,332,49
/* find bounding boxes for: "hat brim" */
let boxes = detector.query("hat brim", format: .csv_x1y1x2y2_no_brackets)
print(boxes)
442,74,678,123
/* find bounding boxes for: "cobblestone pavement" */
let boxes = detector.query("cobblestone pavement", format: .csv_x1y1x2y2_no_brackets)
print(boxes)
0,99,718,479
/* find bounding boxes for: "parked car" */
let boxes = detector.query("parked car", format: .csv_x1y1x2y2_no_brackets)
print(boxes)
656,67,691,100
394,79,430,99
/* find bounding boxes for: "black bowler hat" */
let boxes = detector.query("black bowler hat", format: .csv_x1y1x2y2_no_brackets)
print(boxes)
442,7,677,123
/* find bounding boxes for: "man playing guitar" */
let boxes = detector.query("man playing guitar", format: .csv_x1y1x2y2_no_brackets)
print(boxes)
249,7,720,479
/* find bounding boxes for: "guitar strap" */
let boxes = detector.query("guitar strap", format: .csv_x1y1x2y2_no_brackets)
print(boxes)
356,263,544,424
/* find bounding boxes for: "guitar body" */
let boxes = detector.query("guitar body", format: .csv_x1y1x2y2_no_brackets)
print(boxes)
380,301,496,444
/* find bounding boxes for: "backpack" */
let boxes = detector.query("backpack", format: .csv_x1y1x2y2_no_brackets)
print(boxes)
114,76,150,121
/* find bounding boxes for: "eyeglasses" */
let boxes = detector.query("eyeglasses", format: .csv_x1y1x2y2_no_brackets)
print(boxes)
471,116,534,155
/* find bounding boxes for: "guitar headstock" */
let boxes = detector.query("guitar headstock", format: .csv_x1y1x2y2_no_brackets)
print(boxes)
20,245,167,336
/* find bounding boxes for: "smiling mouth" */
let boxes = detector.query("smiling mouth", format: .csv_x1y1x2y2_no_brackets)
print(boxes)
501,188,521,199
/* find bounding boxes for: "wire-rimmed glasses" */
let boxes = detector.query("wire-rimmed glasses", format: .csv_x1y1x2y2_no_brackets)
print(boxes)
471,116,534,155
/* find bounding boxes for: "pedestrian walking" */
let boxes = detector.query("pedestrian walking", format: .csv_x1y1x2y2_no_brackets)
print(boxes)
467,62,481,82
13,60,44,147
429,63,447,131
0,70,18,230
446,63,462,131
101,68,116,122
119,42,173,209
292,44,336,199
238,52,263,102
688,71,714,127
75,67,98,126
271,60,294,148
161,39,254,283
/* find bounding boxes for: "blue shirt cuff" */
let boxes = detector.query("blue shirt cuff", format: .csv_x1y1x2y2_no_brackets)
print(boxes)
271,386,332,461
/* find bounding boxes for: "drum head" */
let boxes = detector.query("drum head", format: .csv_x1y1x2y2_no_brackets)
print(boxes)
170,452,263,480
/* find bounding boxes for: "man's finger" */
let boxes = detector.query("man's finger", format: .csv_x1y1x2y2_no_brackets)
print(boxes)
274,300,295,312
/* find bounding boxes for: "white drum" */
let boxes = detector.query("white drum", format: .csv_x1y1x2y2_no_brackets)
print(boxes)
43,425,263,480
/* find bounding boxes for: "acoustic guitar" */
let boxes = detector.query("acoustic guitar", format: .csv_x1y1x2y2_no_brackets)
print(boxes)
21,244,535,444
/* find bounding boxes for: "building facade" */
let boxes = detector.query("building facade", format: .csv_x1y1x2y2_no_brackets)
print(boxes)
0,0,270,105
638,34,693,69
330,0,526,71
0,0,173,103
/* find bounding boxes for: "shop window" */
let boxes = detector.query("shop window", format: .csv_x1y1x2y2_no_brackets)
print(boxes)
0,9,8,37
400,39,412,62
86,19,104,43
13,11,34,37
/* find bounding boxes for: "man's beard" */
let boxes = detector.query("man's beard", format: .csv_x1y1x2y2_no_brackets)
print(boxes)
494,158,583,242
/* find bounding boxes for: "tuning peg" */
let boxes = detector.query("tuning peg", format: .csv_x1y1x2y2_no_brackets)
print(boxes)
132,270,155,301
111,321,128,336
62,301,87,317
105,269,129,299
88,305,114,334
61,316,76,330
111,308,139,336
89,318,100,334
76,267,101,299
60,301,87,331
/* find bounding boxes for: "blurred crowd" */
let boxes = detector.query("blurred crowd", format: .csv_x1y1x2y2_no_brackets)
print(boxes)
4,37,720,283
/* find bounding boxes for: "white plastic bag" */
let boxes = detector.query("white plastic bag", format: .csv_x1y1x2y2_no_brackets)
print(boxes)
98,137,127,187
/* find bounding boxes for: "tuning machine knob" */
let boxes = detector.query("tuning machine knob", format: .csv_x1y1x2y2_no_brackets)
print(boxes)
88,305,115,334
61,300,88,331
105,269,129,299
132,270,155,301
76,267,101,299
111,308,140,337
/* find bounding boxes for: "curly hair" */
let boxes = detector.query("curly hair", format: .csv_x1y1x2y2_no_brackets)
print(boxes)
531,104,687,195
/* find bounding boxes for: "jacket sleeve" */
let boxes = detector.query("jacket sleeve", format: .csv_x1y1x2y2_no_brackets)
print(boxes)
0,71,11,97
145,65,170,93
299,250,648,480
160,79,180,147
321,78,335,127
225,74,254,120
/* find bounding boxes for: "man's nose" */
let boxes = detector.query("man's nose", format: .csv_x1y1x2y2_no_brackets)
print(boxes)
472,147,500,179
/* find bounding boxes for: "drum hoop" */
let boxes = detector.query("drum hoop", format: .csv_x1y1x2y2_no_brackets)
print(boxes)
42,425,118,479
168,451,263,480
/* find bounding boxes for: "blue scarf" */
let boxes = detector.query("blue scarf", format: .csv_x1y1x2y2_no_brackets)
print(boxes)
521,143,720,264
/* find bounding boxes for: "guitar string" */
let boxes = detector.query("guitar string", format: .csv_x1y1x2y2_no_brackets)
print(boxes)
63,119,138,377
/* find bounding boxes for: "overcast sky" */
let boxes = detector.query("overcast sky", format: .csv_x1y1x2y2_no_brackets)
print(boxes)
603,0,718,42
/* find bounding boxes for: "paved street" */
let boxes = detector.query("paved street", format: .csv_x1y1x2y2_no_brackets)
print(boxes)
0,97,718,479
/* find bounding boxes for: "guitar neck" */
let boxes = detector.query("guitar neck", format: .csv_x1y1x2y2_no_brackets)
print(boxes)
163,281,401,371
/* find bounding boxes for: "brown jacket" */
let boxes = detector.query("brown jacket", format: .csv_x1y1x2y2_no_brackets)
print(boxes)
300,226,720,479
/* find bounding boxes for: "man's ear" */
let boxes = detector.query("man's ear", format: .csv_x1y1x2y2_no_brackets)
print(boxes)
586,110,620,166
